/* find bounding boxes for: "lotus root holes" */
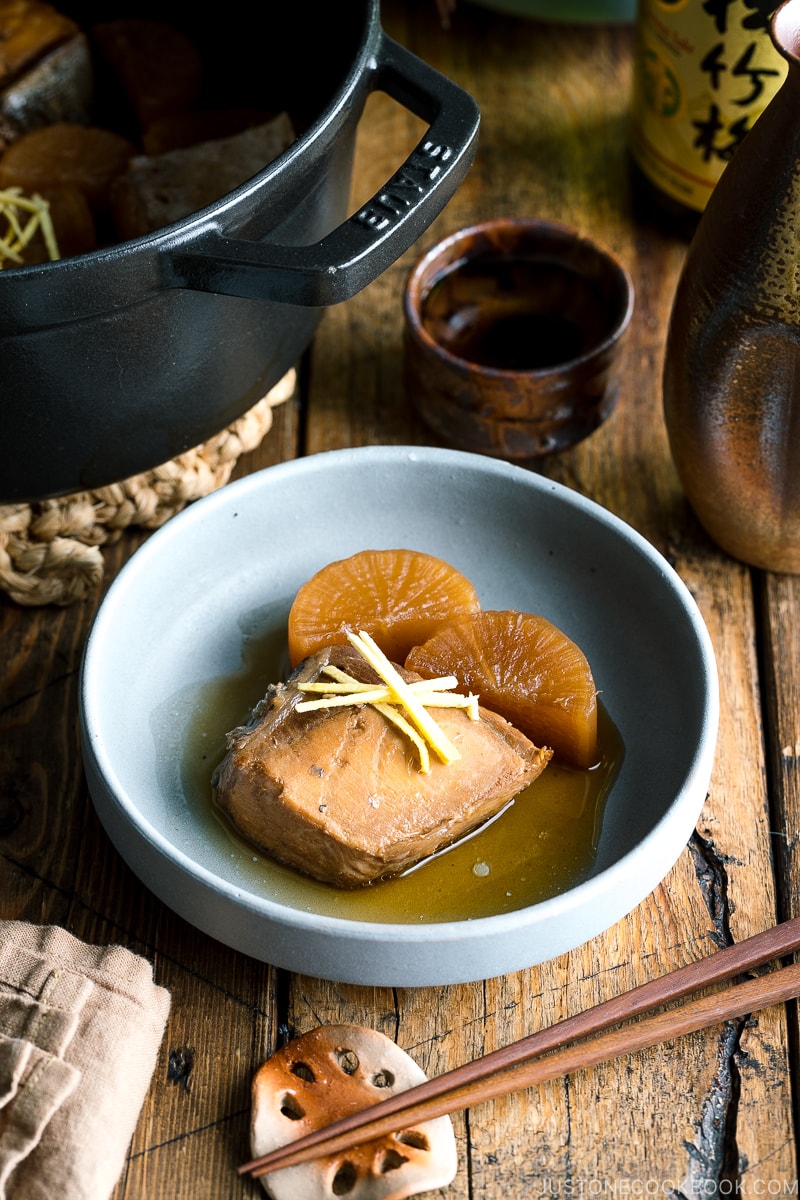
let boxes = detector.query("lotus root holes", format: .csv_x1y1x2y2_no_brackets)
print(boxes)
331,1160,358,1195
379,1148,409,1173
335,1048,360,1075
278,1092,305,1121
250,1026,459,1198
397,1129,430,1151
290,1060,316,1082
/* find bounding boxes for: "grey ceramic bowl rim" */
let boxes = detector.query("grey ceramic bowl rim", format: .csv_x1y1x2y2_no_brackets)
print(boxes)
79,446,719,985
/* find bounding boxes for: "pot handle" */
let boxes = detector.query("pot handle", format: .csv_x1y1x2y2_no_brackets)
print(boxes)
161,32,480,307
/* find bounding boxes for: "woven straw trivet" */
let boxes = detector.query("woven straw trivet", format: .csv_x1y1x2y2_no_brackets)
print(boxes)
0,368,296,608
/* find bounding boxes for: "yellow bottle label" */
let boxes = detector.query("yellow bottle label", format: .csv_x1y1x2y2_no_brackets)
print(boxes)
630,0,788,212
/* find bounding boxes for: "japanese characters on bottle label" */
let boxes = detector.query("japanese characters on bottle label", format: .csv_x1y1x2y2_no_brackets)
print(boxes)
630,0,787,212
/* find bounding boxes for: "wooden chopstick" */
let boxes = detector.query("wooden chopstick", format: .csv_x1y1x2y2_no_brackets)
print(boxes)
239,915,800,1180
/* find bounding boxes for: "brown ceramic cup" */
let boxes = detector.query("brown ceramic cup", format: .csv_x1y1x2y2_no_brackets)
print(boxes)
403,218,634,459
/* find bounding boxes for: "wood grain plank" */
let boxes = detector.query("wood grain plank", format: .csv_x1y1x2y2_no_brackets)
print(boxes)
293,3,796,1197
1,2,796,1197
761,570,800,1152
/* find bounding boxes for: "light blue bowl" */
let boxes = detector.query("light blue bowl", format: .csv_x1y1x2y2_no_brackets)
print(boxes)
80,446,718,987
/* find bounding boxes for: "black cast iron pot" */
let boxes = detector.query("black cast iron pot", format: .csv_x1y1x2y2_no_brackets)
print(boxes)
0,0,479,503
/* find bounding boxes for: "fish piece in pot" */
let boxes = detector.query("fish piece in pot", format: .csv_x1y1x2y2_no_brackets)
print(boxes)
212,644,552,889
0,0,91,150
89,17,204,133
110,113,295,240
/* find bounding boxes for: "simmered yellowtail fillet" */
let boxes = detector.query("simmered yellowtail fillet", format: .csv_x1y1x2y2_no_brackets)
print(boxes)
0,34,92,151
211,644,552,888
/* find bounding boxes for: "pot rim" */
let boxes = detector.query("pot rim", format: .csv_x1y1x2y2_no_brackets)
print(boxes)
0,0,381,281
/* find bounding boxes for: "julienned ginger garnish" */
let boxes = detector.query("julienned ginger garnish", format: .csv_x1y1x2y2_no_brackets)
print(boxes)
0,187,60,266
296,629,479,774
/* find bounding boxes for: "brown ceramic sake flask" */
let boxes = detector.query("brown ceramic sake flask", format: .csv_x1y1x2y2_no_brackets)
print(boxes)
663,0,800,573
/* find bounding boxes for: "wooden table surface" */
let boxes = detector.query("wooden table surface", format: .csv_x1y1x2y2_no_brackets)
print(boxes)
4,1,800,1197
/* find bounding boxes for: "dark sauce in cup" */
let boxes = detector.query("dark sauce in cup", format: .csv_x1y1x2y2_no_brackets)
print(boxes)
421,256,613,371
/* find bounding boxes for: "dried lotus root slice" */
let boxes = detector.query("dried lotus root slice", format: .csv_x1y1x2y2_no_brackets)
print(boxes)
250,1023,458,1200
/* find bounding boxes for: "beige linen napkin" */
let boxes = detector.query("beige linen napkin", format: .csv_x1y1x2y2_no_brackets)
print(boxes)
0,921,171,1200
